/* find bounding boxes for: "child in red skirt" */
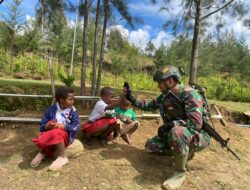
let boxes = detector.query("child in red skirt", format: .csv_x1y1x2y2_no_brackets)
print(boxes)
82,87,123,146
30,87,80,170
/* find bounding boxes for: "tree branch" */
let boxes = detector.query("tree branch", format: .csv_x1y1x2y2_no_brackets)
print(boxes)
201,0,234,20
0,0,4,5
188,1,195,19
89,0,95,9
201,0,216,10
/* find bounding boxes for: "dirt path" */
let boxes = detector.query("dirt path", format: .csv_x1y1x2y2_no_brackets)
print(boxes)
0,120,249,190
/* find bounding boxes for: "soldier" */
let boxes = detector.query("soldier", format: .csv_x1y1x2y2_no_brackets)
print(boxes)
124,65,210,190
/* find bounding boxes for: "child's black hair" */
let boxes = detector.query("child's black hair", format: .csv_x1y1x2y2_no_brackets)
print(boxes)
101,87,114,97
122,99,131,106
55,86,74,102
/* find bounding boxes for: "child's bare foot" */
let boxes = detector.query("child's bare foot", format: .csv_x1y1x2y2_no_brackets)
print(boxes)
121,134,131,144
112,136,120,144
30,152,45,168
48,156,69,171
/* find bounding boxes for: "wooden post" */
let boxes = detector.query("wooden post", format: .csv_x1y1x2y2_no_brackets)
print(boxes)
48,50,55,105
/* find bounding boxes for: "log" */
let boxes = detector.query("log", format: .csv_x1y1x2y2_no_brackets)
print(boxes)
212,104,226,126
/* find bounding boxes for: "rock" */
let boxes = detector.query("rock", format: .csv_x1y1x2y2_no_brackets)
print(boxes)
65,139,84,159
32,74,44,80
14,72,28,79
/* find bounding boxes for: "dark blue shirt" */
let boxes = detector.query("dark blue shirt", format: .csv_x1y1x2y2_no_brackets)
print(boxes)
39,104,80,144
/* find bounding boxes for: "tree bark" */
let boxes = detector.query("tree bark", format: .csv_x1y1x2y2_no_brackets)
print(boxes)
70,0,80,76
189,0,202,85
91,0,101,95
48,51,55,105
41,0,45,35
95,0,109,95
81,0,89,96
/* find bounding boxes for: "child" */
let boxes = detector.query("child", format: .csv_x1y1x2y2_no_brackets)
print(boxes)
114,99,140,144
30,87,80,171
82,87,123,146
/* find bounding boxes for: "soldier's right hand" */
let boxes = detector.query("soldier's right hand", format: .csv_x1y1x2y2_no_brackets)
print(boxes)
124,82,133,102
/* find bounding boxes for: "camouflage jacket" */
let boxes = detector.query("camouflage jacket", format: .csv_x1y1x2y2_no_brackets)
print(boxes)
131,84,204,130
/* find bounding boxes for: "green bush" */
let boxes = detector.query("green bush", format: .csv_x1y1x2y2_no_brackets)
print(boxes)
0,51,250,102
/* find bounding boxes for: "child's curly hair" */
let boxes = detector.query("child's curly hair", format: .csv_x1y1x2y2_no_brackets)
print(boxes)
55,86,74,102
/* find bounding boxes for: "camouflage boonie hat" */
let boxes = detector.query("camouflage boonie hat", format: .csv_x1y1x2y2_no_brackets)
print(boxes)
153,65,184,82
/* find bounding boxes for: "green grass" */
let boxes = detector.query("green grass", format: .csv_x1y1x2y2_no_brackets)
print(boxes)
0,77,160,96
209,99,250,113
0,77,63,86
1,77,249,113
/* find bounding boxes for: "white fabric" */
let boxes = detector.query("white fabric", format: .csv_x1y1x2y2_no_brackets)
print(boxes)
56,103,72,125
88,99,109,122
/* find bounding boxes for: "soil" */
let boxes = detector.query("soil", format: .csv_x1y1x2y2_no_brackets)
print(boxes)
0,118,249,190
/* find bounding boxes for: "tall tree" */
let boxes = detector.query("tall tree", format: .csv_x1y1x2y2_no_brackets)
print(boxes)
156,0,244,84
188,0,237,84
36,0,46,34
91,0,101,96
95,0,109,95
0,0,24,74
81,0,89,96
95,0,138,95
145,40,155,57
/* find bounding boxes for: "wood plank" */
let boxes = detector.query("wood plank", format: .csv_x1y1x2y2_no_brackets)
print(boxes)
0,114,162,123
0,117,40,122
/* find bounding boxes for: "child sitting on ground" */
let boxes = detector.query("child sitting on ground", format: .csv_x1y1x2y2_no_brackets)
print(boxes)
82,87,123,146
114,99,140,144
30,87,80,170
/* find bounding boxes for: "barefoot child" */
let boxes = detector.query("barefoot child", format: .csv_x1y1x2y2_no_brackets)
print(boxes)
82,87,123,146
30,87,80,170
114,99,140,144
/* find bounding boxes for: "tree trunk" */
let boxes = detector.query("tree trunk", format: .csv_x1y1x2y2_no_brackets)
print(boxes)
48,51,55,105
10,49,13,76
70,0,80,76
81,0,89,96
41,0,45,35
189,0,202,85
91,0,101,95
95,0,109,95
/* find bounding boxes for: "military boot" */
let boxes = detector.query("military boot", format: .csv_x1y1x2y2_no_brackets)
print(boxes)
162,151,188,190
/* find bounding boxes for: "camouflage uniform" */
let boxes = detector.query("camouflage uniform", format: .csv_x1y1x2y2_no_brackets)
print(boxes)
131,84,210,156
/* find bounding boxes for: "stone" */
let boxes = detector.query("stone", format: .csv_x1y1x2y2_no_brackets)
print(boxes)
65,139,84,159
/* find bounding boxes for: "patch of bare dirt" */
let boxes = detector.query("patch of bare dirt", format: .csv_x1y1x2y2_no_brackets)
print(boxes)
0,119,249,190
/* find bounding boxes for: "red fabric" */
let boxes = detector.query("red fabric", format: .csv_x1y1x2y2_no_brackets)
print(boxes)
82,118,117,134
32,128,69,157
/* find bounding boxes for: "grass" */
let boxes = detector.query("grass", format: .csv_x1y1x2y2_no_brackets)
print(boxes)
209,99,250,113
0,77,160,96
1,77,250,113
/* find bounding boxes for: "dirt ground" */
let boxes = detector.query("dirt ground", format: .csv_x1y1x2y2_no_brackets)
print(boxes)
0,119,249,190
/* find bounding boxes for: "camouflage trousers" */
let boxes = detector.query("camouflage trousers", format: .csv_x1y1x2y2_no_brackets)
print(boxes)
145,125,210,156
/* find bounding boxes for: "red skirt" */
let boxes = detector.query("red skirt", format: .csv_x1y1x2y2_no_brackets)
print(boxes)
82,118,117,134
32,128,69,157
